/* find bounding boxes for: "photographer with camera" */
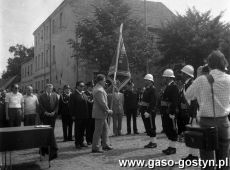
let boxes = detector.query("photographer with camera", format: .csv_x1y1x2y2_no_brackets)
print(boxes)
185,50,230,170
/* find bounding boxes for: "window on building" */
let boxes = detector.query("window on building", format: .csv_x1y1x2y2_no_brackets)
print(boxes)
27,65,30,76
38,55,40,70
52,20,55,34
46,50,49,67
35,36,37,46
60,12,63,28
25,67,26,78
38,81,40,91
35,56,37,71
41,52,44,68
38,33,40,44
53,45,55,64
41,30,43,41
46,26,48,39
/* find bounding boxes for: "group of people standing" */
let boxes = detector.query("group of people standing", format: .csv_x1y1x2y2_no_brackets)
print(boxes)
139,50,230,170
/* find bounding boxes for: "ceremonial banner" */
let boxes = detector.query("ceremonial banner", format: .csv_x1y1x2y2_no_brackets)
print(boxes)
108,23,131,91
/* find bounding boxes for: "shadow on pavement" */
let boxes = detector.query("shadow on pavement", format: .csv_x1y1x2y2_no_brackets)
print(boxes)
7,162,42,170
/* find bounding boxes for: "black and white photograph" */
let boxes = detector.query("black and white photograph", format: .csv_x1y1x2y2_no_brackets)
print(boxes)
0,0,230,169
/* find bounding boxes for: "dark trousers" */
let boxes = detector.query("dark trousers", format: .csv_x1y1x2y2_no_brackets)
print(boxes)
86,118,95,143
126,109,138,133
75,119,88,145
62,115,73,140
24,114,36,126
177,110,190,135
8,108,22,127
162,110,177,141
40,115,58,158
199,116,230,170
140,107,156,137
42,115,56,128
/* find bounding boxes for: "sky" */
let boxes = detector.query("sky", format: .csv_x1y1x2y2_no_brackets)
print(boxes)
0,0,230,78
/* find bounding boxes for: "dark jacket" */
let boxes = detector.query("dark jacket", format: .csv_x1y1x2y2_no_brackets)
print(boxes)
141,85,158,113
161,81,180,115
179,78,198,117
124,89,138,111
58,93,71,117
69,90,89,119
84,90,93,118
39,92,59,119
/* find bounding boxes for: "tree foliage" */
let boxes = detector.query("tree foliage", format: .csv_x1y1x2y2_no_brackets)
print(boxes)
2,44,34,79
157,8,230,69
69,0,156,73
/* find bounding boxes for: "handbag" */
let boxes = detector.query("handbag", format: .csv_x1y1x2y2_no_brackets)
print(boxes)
184,74,218,151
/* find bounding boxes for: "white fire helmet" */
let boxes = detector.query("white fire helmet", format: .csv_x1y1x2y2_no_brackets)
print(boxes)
144,74,154,82
162,69,175,78
181,65,194,78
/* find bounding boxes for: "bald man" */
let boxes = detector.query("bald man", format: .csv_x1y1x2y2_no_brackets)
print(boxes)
23,86,39,126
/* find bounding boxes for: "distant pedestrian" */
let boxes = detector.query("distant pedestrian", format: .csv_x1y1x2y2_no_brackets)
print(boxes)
5,84,24,127
92,74,113,153
124,81,139,135
58,85,73,142
23,86,39,126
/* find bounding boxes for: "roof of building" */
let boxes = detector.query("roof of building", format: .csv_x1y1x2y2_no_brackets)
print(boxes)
33,0,175,34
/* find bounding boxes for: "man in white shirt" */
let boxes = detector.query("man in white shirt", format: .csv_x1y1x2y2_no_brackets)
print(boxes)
5,84,24,127
185,50,230,170
23,86,39,126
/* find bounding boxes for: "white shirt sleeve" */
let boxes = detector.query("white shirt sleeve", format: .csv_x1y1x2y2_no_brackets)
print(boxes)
185,76,202,101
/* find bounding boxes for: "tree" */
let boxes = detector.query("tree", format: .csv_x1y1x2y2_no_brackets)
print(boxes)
2,44,34,79
69,0,156,73
157,8,230,69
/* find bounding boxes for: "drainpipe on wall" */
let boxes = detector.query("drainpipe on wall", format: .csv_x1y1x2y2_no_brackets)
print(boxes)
49,18,52,83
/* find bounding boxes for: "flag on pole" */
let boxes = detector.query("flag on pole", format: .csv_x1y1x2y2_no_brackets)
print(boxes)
108,23,131,91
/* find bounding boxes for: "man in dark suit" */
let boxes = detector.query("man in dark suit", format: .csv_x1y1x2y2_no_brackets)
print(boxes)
39,84,58,160
39,84,59,128
124,81,139,135
70,81,89,149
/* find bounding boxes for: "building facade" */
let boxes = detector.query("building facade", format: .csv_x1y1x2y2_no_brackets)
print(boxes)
21,0,175,91
20,58,33,91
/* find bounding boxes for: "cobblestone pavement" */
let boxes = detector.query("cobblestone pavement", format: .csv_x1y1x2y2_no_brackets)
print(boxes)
1,115,201,170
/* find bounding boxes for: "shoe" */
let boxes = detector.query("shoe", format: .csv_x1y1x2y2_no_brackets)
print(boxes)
75,144,81,149
126,132,131,135
182,154,198,161
80,143,88,147
162,147,170,153
163,147,176,155
87,142,92,145
144,142,157,148
68,138,74,141
102,146,113,151
92,149,104,153
134,131,139,135
49,153,57,161
63,139,68,142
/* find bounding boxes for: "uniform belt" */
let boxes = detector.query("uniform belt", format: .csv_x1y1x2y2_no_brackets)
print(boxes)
180,103,188,110
161,101,170,106
139,101,149,107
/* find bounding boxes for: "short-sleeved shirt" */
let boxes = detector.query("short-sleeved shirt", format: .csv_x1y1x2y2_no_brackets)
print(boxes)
5,92,24,108
24,94,39,115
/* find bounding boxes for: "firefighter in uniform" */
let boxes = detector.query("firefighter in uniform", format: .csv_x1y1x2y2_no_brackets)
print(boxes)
161,69,180,155
179,65,199,160
139,74,158,148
